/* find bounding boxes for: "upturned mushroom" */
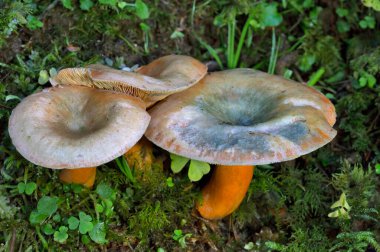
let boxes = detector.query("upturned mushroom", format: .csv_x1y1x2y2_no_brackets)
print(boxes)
50,55,207,107
145,68,336,219
9,85,150,188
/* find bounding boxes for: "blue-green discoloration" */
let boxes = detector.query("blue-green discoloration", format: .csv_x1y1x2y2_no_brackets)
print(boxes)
172,83,310,152
173,121,272,153
271,122,309,144
196,86,280,126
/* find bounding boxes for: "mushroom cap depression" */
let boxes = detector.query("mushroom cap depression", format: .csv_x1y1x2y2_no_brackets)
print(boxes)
50,55,207,106
9,86,150,169
145,69,337,165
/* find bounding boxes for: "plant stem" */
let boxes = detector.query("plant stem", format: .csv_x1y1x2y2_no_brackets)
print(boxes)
35,226,48,250
308,67,325,86
268,28,282,74
232,14,253,68
194,33,224,69
268,28,276,74
227,18,236,69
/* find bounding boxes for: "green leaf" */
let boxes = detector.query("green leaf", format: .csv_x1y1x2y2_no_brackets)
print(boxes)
359,76,367,87
17,182,26,194
170,31,185,39
365,16,376,29
81,234,91,244
359,20,368,29
118,1,128,9
255,3,283,28
42,224,55,235
49,68,58,78
172,229,183,240
166,177,174,187
89,222,107,244
307,68,325,86
61,0,74,10
244,242,255,250
170,154,189,173
367,74,376,88
96,184,115,200
29,211,48,225
5,95,21,102
38,70,49,85
337,20,350,33
336,8,349,17
135,0,149,19
95,203,104,213
54,226,68,243
68,216,79,230
26,15,43,30
71,184,83,193
298,54,316,72
362,0,380,11
140,22,150,32
375,163,380,175
37,196,58,216
25,182,37,195
79,212,93,234
188,160,210,182
79,0,94,11
98,0,117,6
53,213,61,222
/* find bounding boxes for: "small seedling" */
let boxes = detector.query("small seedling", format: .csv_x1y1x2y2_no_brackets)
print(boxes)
172,229,192,249
359,16,376,29
17,181,37,195
166,177,174,187
328,192,351,219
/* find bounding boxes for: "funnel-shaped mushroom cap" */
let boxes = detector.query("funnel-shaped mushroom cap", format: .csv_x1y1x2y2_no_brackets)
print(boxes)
9,86,150,169
145,69,337,165
50,55,207,106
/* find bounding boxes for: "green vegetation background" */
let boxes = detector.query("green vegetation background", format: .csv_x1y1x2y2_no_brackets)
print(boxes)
1,0,380,251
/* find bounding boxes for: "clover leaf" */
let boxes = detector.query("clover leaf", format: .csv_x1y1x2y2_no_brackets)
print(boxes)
54,226,68,243
89,222,107,244
188,160,210,182
170,153,189,173
68,216,80,230
79,212,94,234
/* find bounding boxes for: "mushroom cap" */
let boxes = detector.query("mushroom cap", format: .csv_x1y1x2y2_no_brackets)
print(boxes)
9,86,150,169
50,55,207,106
145,69,337,166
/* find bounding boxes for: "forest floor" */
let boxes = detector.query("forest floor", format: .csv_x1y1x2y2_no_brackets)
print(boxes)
1,1,380,251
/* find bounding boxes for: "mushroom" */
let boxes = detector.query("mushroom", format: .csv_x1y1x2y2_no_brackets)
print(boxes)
8,85,150,188
50,55,207,107
145,69,336,219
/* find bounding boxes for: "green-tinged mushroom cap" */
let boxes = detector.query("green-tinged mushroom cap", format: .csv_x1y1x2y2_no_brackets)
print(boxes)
9,86,150,169
50,55,207,106
145,69,336,165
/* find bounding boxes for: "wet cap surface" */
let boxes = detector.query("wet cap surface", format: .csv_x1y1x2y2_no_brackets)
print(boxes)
9,86,150,169
145,69,337,165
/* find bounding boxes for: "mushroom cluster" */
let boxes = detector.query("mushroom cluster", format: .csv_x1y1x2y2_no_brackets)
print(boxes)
9,56,336,220
9,55,207,188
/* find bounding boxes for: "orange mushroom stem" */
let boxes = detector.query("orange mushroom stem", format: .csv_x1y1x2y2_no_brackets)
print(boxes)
196,165,254,220
59,167,97,188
